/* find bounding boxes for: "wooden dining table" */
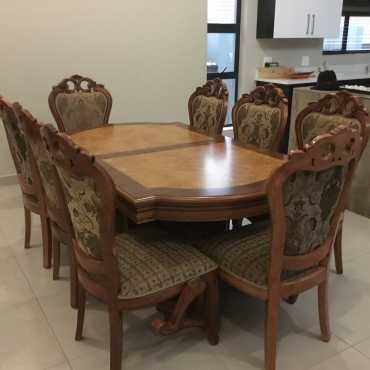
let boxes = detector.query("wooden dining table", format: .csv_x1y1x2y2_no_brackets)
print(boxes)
70,123,286,224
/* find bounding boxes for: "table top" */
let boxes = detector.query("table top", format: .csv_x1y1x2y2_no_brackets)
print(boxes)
71,123,286,223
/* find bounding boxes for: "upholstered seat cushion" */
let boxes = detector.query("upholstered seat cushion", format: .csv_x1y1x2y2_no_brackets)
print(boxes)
114,228,218,300
194,226,272,287
194,223,320,288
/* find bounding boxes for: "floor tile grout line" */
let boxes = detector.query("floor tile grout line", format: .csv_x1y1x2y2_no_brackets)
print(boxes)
349,344,370,360
13,254,74,370
297,333,353,370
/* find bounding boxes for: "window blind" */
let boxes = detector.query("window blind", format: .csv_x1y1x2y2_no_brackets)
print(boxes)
347,16,370,51
323,17,345,51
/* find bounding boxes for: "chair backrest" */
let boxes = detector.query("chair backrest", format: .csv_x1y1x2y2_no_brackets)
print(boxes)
48,74,113,134
0,96,35,195
41,124,119,290
267,126,363,283
232,84,288,152
14,103,70,231
295,91,368,149
188,79,228,135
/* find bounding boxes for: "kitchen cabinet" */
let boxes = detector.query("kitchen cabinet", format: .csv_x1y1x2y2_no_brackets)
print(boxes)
257,0,343,39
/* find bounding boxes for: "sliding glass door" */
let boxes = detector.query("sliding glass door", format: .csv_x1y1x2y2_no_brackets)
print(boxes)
207,0,241,125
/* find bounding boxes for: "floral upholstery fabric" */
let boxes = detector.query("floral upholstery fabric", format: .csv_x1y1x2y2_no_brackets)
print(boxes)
1,111,33,185
57,168,102,257
235,103,282,150
191,96,224,134
28,138,60,213
114,228,217,299
283,166,346,256
55,92,109,134
301,112,361,145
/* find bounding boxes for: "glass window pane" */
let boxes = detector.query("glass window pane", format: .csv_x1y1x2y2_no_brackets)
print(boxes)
208,0,237,24
323,17,345,51
207,33,236,74
347,16,370,51
223,79,235,125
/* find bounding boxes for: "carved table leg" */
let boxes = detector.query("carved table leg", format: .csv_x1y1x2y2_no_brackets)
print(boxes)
152,279,207,336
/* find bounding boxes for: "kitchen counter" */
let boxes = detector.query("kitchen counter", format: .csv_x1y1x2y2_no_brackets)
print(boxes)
256,72,370,86
256,73,370,153
289,86,370,217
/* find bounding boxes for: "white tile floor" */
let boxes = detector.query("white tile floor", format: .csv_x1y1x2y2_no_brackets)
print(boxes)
0,183,369,370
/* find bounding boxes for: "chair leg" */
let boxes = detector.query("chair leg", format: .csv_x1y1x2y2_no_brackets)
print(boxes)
318,278,331,342
52,234,61,280
75,285,86,341
265,297,280,370
24,207,31,249
203,271,220,345
108,308,123,370
334,223,343,275
40,215,52,269
69,246,78,309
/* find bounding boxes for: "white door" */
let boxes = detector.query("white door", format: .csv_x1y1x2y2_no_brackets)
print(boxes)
309,0,343,38
274,0,312,38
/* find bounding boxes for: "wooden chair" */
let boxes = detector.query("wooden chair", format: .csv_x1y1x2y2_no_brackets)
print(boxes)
48,74,112,134
194,126,363,370
188,78,228,135
0,97,51,268
232,84,288,152
14,104,78,308
295,91,370,275
41,124,220,370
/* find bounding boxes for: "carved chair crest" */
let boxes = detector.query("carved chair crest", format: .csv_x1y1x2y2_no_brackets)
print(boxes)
242,84,287,107
295,91,369,149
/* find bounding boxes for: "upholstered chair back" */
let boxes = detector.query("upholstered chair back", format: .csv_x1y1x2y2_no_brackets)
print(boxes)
296,92,368,148
49,75,112,134
42,125,116,262
188,79,228,135
0,97,34,191
232,85,288,152
267,126,363,279
14,104,70,230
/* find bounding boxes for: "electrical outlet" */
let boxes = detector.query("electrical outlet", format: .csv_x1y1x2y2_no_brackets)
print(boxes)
302,56,310,67
263,56,273,66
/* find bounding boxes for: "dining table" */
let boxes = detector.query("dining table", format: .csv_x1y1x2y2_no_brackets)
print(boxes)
70,123,286,224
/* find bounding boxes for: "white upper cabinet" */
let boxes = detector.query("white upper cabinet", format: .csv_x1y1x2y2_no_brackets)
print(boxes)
309,0,343,38
257,0,344,39
274,0,312,38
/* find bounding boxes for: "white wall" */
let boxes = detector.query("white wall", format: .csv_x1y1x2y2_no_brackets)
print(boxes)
239,0,370,93
0,0,207,179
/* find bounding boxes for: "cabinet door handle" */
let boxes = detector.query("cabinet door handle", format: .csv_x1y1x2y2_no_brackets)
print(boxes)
311,14,316,35
306,14,311,35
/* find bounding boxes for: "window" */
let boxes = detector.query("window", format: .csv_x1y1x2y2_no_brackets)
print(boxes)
323,14,370,54
207,0,241,125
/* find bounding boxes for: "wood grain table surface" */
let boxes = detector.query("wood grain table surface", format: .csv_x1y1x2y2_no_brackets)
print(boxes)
71,123,286,223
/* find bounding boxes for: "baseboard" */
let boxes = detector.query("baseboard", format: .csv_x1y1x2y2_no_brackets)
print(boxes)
0,174,17,186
